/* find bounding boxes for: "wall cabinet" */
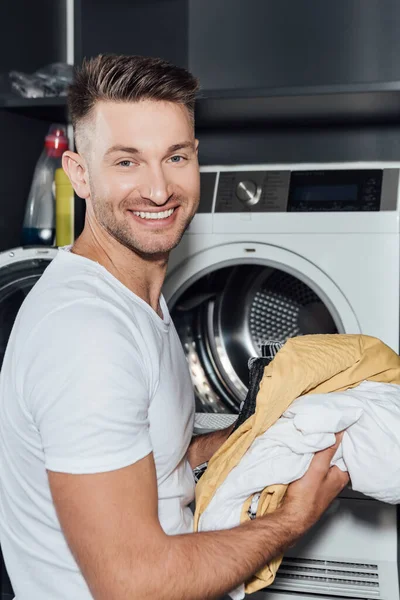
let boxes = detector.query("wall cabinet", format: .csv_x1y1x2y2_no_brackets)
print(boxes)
2,0,400,248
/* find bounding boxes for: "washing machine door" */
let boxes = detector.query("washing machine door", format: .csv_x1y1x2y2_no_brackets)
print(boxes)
0,247,57,369
164,243,360,414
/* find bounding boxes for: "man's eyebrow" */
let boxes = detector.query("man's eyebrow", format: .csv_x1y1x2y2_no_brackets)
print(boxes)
104,145,140,157
104,141,195,158
167,141,195,153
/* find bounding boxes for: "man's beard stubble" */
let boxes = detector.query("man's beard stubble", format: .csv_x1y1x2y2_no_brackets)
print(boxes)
90,191,196,258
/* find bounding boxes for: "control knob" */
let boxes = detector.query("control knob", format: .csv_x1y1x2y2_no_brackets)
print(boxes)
235,180,261,207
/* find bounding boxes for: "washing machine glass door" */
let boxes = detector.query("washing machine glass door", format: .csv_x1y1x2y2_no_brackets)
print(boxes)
165,243,360,414
0,247,57,368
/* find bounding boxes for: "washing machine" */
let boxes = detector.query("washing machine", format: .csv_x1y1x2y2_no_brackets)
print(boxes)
164,161,400,600
165,161,400,414
0,246,57,371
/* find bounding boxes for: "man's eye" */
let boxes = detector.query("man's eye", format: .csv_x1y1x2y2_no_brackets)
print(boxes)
169,155,186,163
117,160,134,167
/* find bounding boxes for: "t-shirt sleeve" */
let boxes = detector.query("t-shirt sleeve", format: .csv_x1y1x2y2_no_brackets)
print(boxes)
22,298,153,474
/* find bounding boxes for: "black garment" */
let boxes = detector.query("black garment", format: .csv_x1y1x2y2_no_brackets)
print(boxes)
233,340,284,432
232,357,271,433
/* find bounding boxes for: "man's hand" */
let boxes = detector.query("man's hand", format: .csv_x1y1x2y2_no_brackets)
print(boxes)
280,432,349,535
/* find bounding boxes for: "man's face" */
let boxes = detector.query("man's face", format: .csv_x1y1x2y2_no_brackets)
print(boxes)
82,100,200,256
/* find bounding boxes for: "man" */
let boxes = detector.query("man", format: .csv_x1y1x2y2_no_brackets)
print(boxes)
0,54,348,600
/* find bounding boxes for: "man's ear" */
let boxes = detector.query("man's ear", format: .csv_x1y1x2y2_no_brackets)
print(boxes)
62,151,90,200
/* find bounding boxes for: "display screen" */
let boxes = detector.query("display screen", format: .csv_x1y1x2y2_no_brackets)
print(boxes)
293,184,358,203
288,170,383,212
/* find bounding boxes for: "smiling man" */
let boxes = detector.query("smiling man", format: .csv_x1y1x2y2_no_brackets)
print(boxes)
0,54,348,600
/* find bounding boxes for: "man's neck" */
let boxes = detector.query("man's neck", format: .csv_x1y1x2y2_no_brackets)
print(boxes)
71,228,168,317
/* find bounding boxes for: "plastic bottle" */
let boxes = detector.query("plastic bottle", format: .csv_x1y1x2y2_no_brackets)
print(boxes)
55,168,75,247
22,124,69,246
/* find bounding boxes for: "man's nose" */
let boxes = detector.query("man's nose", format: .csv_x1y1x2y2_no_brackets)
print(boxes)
138,166,172,206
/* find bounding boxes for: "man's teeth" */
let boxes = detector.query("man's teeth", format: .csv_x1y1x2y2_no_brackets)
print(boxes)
132,208,175,220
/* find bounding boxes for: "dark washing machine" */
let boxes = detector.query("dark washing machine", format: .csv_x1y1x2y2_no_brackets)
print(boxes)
0,247,57,369
0,246,56,598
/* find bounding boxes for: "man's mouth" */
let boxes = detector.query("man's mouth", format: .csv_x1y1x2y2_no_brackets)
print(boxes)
131,208,175,220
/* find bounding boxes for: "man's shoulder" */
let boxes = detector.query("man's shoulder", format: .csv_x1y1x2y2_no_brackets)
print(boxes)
13,253,160,370
20,253,131,327
13,271,138,364
15,287,151,386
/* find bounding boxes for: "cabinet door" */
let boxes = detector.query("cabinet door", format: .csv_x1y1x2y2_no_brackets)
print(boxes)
188,0,400,90
76,0,188,68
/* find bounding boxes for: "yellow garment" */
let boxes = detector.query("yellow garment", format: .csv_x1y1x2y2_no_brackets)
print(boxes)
194,334,400,594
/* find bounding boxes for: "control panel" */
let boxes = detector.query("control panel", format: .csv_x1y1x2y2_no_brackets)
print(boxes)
212,168,398,213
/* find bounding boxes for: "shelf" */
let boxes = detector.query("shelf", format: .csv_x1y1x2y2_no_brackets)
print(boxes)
3,81,400,128
0,96,69,122
195,81,400,128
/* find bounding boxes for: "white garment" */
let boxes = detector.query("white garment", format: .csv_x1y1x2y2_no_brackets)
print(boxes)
198,380,400,600
0,248,195,600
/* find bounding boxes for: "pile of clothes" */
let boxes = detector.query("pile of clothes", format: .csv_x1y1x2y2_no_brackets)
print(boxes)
194,334,400,599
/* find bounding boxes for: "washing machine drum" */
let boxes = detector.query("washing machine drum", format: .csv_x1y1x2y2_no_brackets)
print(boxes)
171,263,339,413
0,247,56,369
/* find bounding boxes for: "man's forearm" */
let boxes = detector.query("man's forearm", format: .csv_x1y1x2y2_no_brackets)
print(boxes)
132,505,303,600
81,437,347,600
187,423,235,469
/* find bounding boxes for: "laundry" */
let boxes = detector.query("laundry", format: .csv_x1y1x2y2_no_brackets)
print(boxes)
194,333,400,597
199,380,400,599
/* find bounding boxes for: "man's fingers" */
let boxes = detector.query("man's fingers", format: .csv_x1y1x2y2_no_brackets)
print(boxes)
308,430,346,474
334,431,345,445
284,431,349,528
325,464,350,494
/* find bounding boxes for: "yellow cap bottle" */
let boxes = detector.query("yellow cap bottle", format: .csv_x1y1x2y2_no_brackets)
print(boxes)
55,168,74,246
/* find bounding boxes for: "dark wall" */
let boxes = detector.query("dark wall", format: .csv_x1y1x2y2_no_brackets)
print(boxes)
0,114,51,250
0,0,68,252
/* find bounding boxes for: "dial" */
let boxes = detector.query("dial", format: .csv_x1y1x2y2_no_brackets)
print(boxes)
236,180,261,207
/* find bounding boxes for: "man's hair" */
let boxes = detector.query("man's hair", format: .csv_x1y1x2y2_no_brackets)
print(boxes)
68,54,200,144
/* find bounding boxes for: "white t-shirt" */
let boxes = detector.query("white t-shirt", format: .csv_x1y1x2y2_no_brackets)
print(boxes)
0,248,195,599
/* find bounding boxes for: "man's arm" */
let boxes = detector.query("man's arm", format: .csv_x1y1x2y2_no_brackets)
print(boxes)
187,423,235,468
49,434,348,600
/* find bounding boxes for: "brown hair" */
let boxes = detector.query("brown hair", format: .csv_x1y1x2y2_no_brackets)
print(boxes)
68,54,199,143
